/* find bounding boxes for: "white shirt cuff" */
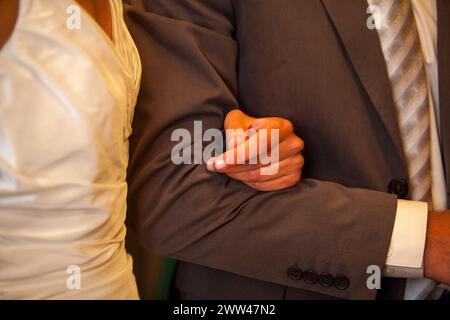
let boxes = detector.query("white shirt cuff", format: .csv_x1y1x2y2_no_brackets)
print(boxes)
384,199,428,278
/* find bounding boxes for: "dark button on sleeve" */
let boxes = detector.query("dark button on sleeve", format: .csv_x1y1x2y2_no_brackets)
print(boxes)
303,270,318,284
334,275,350,290
287,266,303,281
318,272,334,287
388,178,408,199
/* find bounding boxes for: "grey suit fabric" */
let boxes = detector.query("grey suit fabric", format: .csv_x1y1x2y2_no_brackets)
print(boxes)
124,0,450,300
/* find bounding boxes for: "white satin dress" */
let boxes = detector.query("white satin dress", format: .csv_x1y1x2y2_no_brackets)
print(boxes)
0,0,141,299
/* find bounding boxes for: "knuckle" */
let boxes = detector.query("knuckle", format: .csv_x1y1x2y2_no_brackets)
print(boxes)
290,137,304,153
293,154,305,168
283,119,294,133
224,109,244,128
229,109,243,118
288,172,301,185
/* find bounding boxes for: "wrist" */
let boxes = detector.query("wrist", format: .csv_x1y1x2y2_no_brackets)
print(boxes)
424,211,436,279
423,211,450,283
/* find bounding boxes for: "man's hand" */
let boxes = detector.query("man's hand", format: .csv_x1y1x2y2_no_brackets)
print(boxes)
424,211,450,286
206,109,305,191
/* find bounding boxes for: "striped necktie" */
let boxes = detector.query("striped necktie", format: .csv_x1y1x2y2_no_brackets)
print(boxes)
369,0,432,202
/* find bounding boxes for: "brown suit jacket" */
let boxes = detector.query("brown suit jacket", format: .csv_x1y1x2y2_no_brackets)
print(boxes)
124,0,450,300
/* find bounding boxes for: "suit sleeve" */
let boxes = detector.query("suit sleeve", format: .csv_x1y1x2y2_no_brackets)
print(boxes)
124,0,398,299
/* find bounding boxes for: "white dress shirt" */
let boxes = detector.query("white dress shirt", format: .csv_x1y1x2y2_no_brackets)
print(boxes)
371,0,447,299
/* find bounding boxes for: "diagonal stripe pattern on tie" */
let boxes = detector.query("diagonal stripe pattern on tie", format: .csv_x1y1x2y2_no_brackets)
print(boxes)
369,0,432,202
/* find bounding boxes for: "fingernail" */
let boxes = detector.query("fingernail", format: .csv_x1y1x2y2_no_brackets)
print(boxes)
215,158,226,170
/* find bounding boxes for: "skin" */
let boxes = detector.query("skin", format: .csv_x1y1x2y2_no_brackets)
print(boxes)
1,0,448,290
424,211,450,286
207,109,305,192
214,110,450,287
0,0,112,50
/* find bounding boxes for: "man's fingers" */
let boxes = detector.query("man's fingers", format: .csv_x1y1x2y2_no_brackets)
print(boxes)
226,154,304,182
208,130,264,172
233,155,303,183
224,109,255,149
218,163,263,174
277,134,304,161
208,133,304,173
214,110,304,192
209,110,303,174
244,171,302,192
226,128,247,150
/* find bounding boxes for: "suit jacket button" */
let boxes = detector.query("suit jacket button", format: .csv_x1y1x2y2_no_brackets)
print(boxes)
287,266,303,281
388,178,408,199
334,275,350,290
303,270,318,284
318,272,334,287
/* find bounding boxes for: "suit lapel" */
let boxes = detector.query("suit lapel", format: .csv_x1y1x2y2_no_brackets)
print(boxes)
437,0,450,192
321,0,407,171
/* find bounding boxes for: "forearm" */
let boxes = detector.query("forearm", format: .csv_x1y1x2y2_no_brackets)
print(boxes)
128,146,398,300
125,0,398,299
